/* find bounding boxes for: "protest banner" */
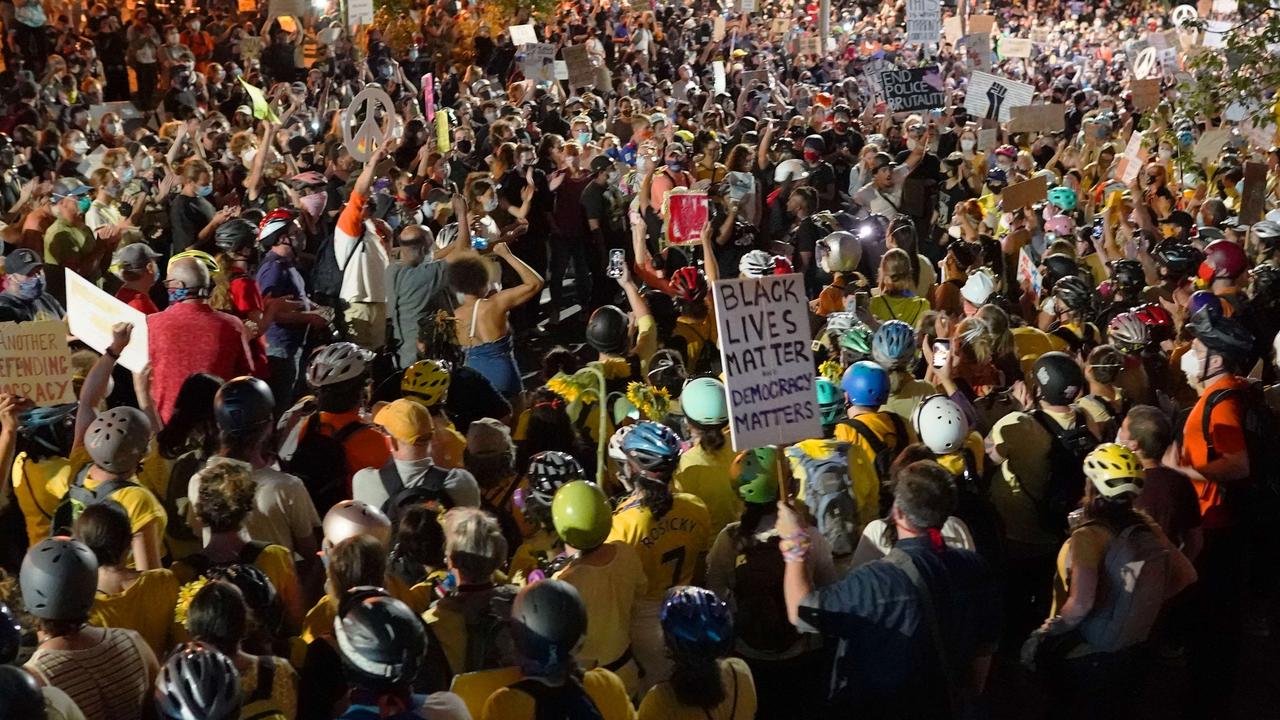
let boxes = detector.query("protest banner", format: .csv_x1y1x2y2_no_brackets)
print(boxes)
1002,175,1048,211
563,44,594,89
880,66,945,112
1130,78,1161,110
1001,37,1033,58
665,192,710,246
963,33,992,72
713,61,727,95
1007,104,1066,133
520,43,557,83
66,270,148,374
421,73,434,121
509,24,538,46
906,0,941,45
269,0,305,18
964,71,1034,122
1193,127,1231,165
1116,131,1148,184
942,15,963,44
1017,246,1044,297
0,321,74,406
341,84,394,162
713,274,822,451
799,35,823,57
968,14,996,33
347,0,373,26
1239,161,1267,225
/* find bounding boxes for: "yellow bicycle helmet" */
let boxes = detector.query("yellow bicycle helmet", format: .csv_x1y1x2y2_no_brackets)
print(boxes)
1082,443,1145,498
167,249,220,274
401,360,451,407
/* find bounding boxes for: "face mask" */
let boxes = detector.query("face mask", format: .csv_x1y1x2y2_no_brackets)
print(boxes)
803,149,820,163
106,122,123,136
998,160,1014,172
408,49,419,60
960,138,976,152
1180,347,1203,388
484,111,498,123
242,147,257,165
456,140,472,154
666,160,682,173
168,287,195,303
577,132,592,146
167,35,179,44
119,166,135,183
106,183,122,199
76,196,92,213
14,275,45,300
483,196,498,212
190,21,201,31
72,140,90,155
196,184,213,197
906,138,919,151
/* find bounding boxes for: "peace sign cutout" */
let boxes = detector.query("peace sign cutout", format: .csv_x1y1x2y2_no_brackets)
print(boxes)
342,84,396,163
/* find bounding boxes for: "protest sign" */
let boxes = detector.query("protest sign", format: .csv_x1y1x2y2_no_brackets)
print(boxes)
943,15,964,44
76,145,107,178
435,110,450,153
1204,19,1230,48
1132,47,1159,79
1116,131,1148,185
1171,4,1198,26
713,275,822,451
1007,104,1066,133
968,14,996,33
347,0,373,26
880,66,945,112
964,71,1034,122
238,77,278,122
554,61,569,81
341,84,394,162
1001,37,1033,58
907,0,941,45
1017,246,1044,297
713,61,727,95
421,73,434,121
861,58,895,99
520,43,557,83
1130,78,1161,110
66,270,148,374
239,35,262,62
713,16,726,42
0,321,74,406
770,18,788,36
562,44,594,89
963,33,992,72
1193,127,1230,166
1239,161,1267,226
1001,175,1048,211
799,35,823,57
238,0,255,11
88,101,142,128
666,192,710,246
269,0,305,18
509,24,538,46
977,127,999,151
739,0,757,12
741,70,769,89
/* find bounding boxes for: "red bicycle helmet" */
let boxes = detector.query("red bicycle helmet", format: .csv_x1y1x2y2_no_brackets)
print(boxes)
257,208,298,248
1197,239,1247,283
669,266,708,303
773,256,794,275
994,144,1018,160
1133,302,1174,343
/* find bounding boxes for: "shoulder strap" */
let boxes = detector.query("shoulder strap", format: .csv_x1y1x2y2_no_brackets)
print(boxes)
338,227,368,276
248,656,276,703
332,419,371,444
240,540,271,565
884,549,956,713
888,413,907,450
1030,408,1067,442
1201,387,1238,461
378,459,403,499
843,417,887,457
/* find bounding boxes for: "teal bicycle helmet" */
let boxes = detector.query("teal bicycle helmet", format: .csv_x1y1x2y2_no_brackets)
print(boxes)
1047,185,1077,212
814,377,844,425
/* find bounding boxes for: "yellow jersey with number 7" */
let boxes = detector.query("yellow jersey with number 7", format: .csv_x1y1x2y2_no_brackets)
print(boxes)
607,492,712,602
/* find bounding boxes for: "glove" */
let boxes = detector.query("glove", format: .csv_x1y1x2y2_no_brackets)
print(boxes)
1020,628,1047,671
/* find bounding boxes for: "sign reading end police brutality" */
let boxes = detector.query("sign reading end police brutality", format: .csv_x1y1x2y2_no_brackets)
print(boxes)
880,66,945,113
713,275,822,452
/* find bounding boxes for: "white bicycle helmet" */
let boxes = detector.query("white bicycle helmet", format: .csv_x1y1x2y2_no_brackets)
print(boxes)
911,394,969,454
608,424,635,464
1107,312,1149,355
307,342,374,388
960,269,995,307
773,158,809,183
739,249,774,278
818,231,863,273
322,500,392,551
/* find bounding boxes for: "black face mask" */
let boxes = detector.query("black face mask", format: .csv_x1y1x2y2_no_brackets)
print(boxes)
456,139,473,154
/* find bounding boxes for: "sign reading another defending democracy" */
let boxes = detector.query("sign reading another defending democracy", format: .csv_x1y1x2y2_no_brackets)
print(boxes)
0,321,74,406
713,274,822,451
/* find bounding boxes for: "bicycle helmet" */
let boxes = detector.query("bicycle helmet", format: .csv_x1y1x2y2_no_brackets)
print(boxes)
155,642,243,720
551,480,612,550
732,446,779,504
870,320,916,369
213,218,257,254
0,666,45,719
18,402,77,457
1198,239,1248,282
1083,443,1144,498
994,144,1017,161
322,500,392,551
824,312,858,339
168,249,220,275
738,249,792,278
20,537,98,620
0,602,20,664
841,360,890,407
1132,302,1174,343
1189,312,1254,358
682,377,728,426
1186,289,1224,321
1047,186,1077,212
803,134,826,152
1053,275,1093,313
213,376,274,437
661,586,733,659
607,424,636,464
510,579,587,673
1254,220,1280,250
1152,240,1203,279
84,406,152,474
772,255,795,274
669,266,708,303
1032,351,1085,405
1250,264,1280,306
586,305,630,355
839,324,874,356
1040,254,1080,290
819,230,863,272
620,421,682,479
911,394,969,454
1110,259,1146,293
306,342,373,388
773,158,809,183
961,269,995,307
986,167,1008,188
401,359,451,407
204,564,283,636
333,589,426,688
257,208,298,249
814,377,844,425
1107,312,1149,354
527,451,585,510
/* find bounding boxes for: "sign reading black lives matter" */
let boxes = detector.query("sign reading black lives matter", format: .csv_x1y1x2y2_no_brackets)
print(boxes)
880,65,946,112
713,274,822,451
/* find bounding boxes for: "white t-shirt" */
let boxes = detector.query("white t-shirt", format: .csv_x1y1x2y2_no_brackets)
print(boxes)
189,458,321,552
848,516,976,569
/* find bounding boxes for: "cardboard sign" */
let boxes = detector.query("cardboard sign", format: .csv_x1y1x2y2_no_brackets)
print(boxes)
942,15,964,44
1008,104,1066,133
1116,131,1148,185
1239,161,1267,225
519,43,557,83
968,14,996,34
1001,37,1033,58
239,35,262,62
666,192,710,246
977,127,999,151
964,71,1034,122
341,84,394,162
1130,78,1161,111
1001,175,1048,211
713,16,726,42
770,18,789,36
1132,47,1159,80
1017,246,1043,296
347,0,374,26
713,274,823,451
435,110,450,153
553,60,569,81
963,33,992,72
880,65,946,112
422,73,434,121
238,0,256,13
563,44,594,89
66,271,149,374
269,0,305,18
509,24,538,46
713,61,727,95
0,321,74,406
1193,127,1231,165
906,0,941,45
799,35,823,57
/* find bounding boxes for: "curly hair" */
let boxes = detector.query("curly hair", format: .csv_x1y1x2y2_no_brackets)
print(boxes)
195,458,257,533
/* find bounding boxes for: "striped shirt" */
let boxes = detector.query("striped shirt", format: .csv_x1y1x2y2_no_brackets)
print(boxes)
26,627,156,720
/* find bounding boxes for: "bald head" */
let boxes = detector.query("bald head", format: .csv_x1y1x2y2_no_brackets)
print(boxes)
166,257,210,297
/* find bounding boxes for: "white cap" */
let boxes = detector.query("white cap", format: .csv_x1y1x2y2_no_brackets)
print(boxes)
960,269,995,306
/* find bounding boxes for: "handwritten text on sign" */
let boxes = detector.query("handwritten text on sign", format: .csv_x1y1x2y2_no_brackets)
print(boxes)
0,321,74,406
713,275,822,451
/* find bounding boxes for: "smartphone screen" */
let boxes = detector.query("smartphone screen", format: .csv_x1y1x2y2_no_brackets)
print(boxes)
932,339,951,369
606,248,626,278
853,291,870,313
471,236,489,251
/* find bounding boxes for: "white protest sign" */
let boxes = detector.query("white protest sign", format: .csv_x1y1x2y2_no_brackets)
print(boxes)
862,57,895,99
1132,47,1159,79
906,0,941,45
1204,19,1230,48
1170,4,1198,26
554,60,569,81
713,275,822,452
1001,37,1033,58
0,320,75,406
942,15,963,44
963,33,992,72
1193,127,1232,165
739,0,757,12
520,43,557,83
1017,247,1043,296
269,0,306,18
66,270,149,374
347,0,373,26
964,71,1034,122
341,84,395,162
713,61,726,95
509,24,538,46
1116,131,1148,184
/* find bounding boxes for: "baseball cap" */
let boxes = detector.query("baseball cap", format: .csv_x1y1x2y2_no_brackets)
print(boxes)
465,417,513,456
50,178,91,200
589,155,613,174
235,105,253,116
3,248,42,276
374,398,434,445
114,242,161,271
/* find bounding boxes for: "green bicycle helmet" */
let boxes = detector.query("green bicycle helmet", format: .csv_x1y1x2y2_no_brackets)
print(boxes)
681,377,728,426
839,324,874,356
1047,186,1077,212
731,446,779,504
814,377,844,425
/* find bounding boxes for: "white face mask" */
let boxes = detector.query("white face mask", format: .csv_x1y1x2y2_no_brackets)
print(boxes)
1180,348,1203,389
960,138,976,152
483,196,498,212
242,147,257,165
72,140,89,155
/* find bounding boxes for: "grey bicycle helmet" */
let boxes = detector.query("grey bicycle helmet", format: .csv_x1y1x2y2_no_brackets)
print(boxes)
213,376,275,437
871,320,917,369
510,579,588,674
20,537,98,620
155,642,243,720
306,342,374,388
84,406,152,474
334,588,426,688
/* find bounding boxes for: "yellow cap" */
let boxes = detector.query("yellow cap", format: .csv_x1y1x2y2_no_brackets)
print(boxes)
373,398,434,445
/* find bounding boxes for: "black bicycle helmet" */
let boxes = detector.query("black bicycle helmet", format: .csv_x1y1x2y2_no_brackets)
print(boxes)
1190,312,1254,358
0,665,43,719
585,305,630,355
510,579,588,675
213,376,275,437
154,642,243,720
213,218,257,254
1250,264,1280,307
1109,259,1146,292
1152,240,1204,278
204,564,284,636
333,587,426,689
0,602,19,664
1053,275,1093,313
1032,351,1086,405
1041,253,1080,290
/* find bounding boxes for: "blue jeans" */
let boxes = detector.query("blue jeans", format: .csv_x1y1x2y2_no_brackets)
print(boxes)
267,347,303,413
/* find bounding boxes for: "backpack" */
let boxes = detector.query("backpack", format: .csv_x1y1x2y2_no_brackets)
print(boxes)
162,449,209,550
182,541,272,578
786,441,859,556
506,676,605,720
1200,381,1280,500
1025,409,1099,538
378,460,453,525
732,533,801,654
842,413,908,484
49,465,135,536
1077,520,1170,653
280,414,370,514
241,656,289,720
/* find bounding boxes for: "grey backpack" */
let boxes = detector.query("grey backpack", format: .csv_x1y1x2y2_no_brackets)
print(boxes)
1078,521,1171,653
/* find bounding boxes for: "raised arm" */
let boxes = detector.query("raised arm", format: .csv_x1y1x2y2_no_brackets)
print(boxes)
74,323,133,448
489,242,544,310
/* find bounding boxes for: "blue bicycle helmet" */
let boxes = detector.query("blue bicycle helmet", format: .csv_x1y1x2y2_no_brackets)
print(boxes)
660,586,733,659
1187,290,1223,321
841,361,890,407
621,421,683,478
18,403,77,456
871,320,917,369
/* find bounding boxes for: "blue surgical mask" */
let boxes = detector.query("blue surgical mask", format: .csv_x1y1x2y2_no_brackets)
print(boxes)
667,160,682,173
14,275,45,300
168,287,194,303
119,166,135,183
76,196,92,214
196,184,213,197
577,131,592,146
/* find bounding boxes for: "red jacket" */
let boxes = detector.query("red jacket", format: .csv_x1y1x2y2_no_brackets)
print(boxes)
148,301,254,423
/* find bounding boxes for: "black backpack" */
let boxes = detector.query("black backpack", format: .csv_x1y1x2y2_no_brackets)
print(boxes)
506,676,605,720
842,413,908,485
50,465,136,536
280,414,370,514
1025,409,1099,538
182,541,272,578
732,533,800,654
1199,381,1280,500
162,449,210,549
378,460,453,525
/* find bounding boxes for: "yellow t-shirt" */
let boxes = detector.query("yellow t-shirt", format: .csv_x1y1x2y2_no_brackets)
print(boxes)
607,493,712,602
384,571,445,616
453,667,524,720
831,412,915,524
882,375,938,422
11,452,72,546
240,656,300,720
482,668,636,720
300,596,337,646
672,313,719,374
1011,326,1070,377
673,441,741,535
637,657,756,720
553,543,647,678
869,293,930,328
173,544,302,635
935,432,986,479
989,407,1078,551
510,529,564,581
67,445,167,540
88,568,180,657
